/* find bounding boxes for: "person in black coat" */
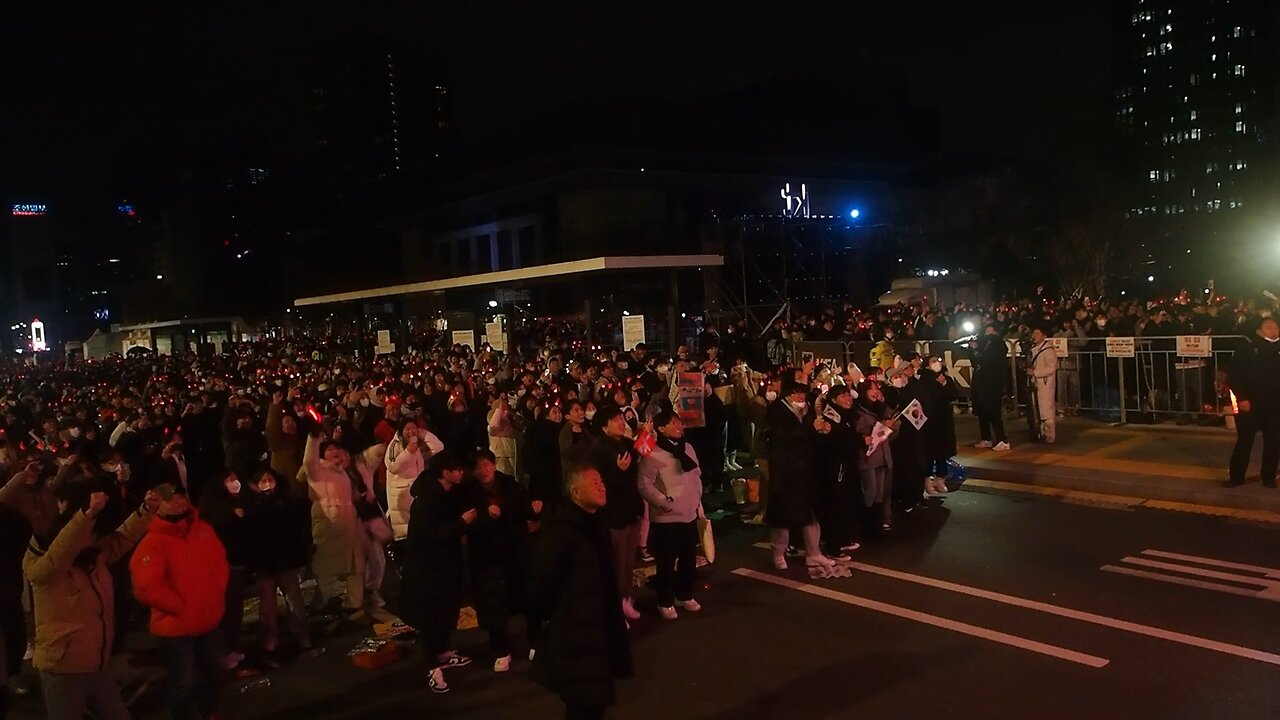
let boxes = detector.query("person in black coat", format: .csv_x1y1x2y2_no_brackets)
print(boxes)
588,407,644,622
527,407,566,510
200,468,253,666
529,466,633,720
764,382,837,570
1227,317,1280,488
815,386,863,558
464,450,540,671
884,367,928,515
244,467,312,652
402,451,474,694
919,356,959,495
971,325,1010,448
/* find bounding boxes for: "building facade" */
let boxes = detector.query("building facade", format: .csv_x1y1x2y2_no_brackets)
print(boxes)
1112,0,1280,290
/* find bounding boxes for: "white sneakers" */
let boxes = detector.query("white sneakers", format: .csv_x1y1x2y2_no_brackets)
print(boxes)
621,597,642,620
493,655,512,673
657,605,679,620
973,440,993,449
993,441,1011,452
429,667,449,693
977,440,1011,451
676,599,702,613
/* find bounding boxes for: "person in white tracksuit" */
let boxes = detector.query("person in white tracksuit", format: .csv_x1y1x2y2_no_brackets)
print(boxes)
1029,328,1059,444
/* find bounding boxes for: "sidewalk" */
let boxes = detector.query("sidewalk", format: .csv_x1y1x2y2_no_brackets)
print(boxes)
952,414,1280,516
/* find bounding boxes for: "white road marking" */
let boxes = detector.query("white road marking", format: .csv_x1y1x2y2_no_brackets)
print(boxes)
732,568,1109,668
1102,549,1280,602
848,561,1280,666
1100,565,1264,598
1138,549,1280,578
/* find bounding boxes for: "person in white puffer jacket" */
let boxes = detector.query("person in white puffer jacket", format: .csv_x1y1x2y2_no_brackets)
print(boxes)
385,419,443,541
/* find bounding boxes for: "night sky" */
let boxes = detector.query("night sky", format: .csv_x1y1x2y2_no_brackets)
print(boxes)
1,5,1112,203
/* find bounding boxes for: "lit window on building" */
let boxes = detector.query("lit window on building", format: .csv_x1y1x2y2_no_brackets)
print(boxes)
1190,110,1197,121
1236,121,1246,133
1189,73,1199,86
1160,42,1173,54
1160,23,1172,35
1234,64,1245,77
1236,102,1244,114
1234,26,1242,38
1190,128,1200,140
1150,170,1159,182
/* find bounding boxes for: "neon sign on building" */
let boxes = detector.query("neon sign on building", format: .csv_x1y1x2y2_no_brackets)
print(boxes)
11,204,47,217
779,183,809,219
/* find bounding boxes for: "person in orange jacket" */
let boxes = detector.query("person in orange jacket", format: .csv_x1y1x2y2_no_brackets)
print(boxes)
130,483,229,720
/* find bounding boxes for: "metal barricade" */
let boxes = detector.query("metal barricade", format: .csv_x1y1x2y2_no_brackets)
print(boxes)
782,335,1243,426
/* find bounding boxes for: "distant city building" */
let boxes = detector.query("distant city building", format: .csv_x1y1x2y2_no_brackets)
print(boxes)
310,36,452,199
1111,0,1279,287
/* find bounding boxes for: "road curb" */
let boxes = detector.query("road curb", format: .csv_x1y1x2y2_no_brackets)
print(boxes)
962,478,1280,524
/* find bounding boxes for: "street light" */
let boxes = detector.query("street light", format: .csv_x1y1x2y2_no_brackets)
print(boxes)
487,300,498,308
1147,275,1155,282
849,208,861,219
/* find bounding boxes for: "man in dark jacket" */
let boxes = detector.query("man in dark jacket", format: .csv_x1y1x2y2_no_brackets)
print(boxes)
402,452,473,694
1226,317,1280,488
589,407,644,622
971,325,1010,451
529,466,633,720
465,450,538,673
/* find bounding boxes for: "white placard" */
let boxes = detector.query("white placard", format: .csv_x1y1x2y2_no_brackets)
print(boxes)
376,330,391,347
1105,337,1135,358
1176,335,1212,358
1049,337,1069,357
451,330,475,349
484,322,506,353
622,314,646,350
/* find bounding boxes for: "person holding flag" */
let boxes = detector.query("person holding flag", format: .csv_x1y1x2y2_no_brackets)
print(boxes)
816,386,863,559
854,379,900,535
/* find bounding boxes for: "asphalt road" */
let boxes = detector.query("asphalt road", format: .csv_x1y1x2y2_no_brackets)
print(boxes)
11,486,1280,719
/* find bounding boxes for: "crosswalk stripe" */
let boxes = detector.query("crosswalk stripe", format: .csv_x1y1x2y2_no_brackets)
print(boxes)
1138,549,1280,578
1118,556,1277,590
1100,565,1265,599
849,561,1280,666
732,568,1109,668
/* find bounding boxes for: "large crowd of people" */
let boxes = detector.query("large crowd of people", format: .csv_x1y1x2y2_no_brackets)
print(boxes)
0,289,1276,719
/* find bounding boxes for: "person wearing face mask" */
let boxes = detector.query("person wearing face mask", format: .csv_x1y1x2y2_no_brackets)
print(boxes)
401,452,474,694
742,377,781,525
200,469,253,669
244,468,312,654
636,411,705,619
24,484,158,720
971,324,1012,452
385,419,441,541
853,380,899,534
918,356,958,497
130,483,230,720
1226,317,1280,488
815,386,863,557
1027,327,1059,444
763,382,837,570
883,363,929,515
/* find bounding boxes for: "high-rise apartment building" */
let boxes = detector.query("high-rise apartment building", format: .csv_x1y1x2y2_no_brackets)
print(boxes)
1112,0,1279,287
310,37,452,198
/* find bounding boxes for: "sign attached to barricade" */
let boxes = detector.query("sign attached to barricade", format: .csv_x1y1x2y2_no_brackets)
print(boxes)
622,315,646,350
484,322,506,353
1105,337,1135,358
1176,335,1212,358
1049,337,1069,357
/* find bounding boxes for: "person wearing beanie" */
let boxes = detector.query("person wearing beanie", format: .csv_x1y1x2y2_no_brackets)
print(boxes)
129,482,230,720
